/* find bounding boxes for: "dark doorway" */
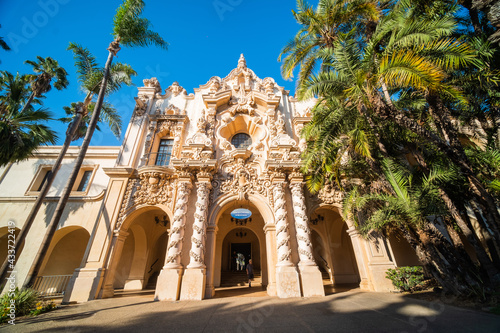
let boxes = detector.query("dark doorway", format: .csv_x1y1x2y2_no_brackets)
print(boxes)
230,243,251,271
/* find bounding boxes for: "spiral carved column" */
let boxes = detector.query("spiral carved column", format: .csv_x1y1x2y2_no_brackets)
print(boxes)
273,181,293,266
187,181,211,268
164,181,192,268
289,182,315,265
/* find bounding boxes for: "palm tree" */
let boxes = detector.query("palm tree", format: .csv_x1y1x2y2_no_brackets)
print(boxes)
290,0,500,295
343,159,487,296
23,0,167,287
278,0,379,87
0,44,136,288
21,56,69,114
0,71,56,166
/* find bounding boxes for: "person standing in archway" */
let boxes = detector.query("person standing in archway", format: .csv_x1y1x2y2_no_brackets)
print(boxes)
246,259,254,287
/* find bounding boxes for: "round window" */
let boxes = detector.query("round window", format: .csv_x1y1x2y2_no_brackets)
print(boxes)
231,133,252,149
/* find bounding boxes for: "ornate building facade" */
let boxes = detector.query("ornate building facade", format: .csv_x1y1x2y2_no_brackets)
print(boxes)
0,55,420,302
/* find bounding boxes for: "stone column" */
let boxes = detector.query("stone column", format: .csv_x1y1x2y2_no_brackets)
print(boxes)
155,179,192,301
204,226,217,299
272,177,301,298
346,227,372,291
98,230,129,299
289,181,325,297
181,178,212,300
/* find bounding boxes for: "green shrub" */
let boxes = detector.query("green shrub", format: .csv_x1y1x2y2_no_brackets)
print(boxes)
1,288,56,323
386,266,425,293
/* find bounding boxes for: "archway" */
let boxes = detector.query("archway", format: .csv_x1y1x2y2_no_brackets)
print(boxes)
106,206,171,296
210,198,270,297
36,226,90,296
220,227,260,286
310,207,360,293
0,227,23,274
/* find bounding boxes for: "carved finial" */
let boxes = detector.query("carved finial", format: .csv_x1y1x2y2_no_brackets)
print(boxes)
238,53,247,69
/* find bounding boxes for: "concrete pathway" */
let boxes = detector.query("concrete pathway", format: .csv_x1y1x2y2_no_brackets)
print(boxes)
2,287,499,332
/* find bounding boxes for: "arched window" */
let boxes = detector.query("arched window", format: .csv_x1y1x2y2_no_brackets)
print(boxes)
231,133,252,149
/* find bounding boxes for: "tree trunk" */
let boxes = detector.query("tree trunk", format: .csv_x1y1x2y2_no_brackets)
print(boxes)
439,189,500,283
23,47,116,288
19,91,36,115
0,109,83,288
426,94,500,243
378,99,500,234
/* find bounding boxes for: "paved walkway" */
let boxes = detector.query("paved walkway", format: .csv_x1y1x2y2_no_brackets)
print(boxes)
2,287,500,332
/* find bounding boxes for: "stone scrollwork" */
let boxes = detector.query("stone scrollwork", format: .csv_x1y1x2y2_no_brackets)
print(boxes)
115,178,140,230
165,181,193,267
133,172,174,206
290,182,315,263
166,81,186,97
188,181,212,268
133,96,149,116
318,181,344,205
218,160,271,201
273,181,293,265
143,77,161,92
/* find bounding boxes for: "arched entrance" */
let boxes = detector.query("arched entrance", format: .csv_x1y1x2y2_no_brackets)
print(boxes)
36,226,90,297
310,207,360,293
220,227,261,287
102,206,171,297
209,198,272,297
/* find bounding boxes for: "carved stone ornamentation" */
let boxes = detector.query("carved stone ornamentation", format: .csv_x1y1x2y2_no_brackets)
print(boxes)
165,181,193,268
188,181,212,268
133,172,174,206
143,77,161,92
318,181,344,205
290,182,315,263
270,112,296,147
218,160,271,201
166,81,186,97
133,96,149,116
273,182,293,265
262,77,275,95
227,91,256,116
208,77,221,94
115,179,140,230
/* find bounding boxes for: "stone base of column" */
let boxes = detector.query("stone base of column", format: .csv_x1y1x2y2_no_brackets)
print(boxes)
276,265,301,298
266,283,277,296
368,263,396,292
155,267,183,301
63,268,105,304
180,268,206,300
204,284,215,299
359,277,372,291
124,279,144,290
298,264,325,297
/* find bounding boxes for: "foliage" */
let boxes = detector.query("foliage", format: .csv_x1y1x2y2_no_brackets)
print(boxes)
0,288,56,323
65,42,137,139
386,266,425,293
0,71,56,166
113,0,168,49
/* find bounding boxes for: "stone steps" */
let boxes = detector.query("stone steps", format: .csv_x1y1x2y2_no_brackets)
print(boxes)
221,271,261,287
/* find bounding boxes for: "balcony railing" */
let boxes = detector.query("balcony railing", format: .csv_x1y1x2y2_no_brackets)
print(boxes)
33,275,72,298
140,152,172,167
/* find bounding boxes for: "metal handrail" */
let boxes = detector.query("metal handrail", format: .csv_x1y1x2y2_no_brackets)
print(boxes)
33,275,72,298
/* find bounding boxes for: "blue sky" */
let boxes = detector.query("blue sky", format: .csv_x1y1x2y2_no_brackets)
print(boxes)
0,0,307,146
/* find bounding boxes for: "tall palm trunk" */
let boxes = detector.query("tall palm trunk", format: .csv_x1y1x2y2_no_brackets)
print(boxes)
0,107,83,288
23,41,118,287
19,92,36,115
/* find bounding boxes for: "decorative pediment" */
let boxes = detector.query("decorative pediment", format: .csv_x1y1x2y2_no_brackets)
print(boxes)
143,77,162,92
165,81,187,97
